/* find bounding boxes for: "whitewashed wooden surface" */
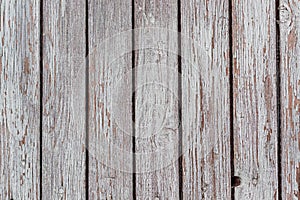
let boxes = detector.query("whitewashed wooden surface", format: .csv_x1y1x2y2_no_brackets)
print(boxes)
0,1,40,199
1,0,299,199
88,0,133,199
181,0,231,199
42,0,86,199
134,0,179,199
279,0,300,199
232,0,279,199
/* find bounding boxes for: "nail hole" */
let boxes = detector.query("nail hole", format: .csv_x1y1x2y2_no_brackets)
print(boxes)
232,176,241,187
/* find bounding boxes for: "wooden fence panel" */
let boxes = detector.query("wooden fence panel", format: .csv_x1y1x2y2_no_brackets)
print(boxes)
3,0,299,199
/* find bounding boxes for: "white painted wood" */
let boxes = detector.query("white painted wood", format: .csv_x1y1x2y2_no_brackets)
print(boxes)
42,0,86,199
134,0,180,199
232,0,278,199
1,1,293,199
0,0,40,199
88,0,133,199
279,0,300,199
181,0,231,199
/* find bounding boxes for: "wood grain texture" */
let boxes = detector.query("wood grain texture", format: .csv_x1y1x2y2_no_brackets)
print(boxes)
42,0,86,199
279,0,300,199
88,0,133,199
232,0,278,199
0,0,40,199
180,0,231,199
134,0,179,199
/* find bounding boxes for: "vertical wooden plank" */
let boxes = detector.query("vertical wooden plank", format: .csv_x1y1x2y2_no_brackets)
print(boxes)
134,0,179,199
181,0,231,199
42,0,86,199
279,0,300,199
88,0,133,199
232,0,278,199
0,0,40,199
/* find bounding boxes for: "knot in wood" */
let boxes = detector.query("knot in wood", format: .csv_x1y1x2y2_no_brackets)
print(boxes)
279,4,291,24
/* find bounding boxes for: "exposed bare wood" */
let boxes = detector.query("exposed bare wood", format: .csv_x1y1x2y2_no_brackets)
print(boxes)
279,0,300,199
232,0,278,199
42,0,86,199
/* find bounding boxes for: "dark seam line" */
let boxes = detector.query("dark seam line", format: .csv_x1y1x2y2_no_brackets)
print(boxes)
275,0,282,199
39,0,43,199
228,0,235,199
132,0,136,199
85,0,89,199
177,0,183,200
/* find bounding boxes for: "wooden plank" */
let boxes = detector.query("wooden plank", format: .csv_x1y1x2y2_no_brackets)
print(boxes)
134,0,179,199
42,0,86,199
88,0,133,199
232,0,278,199
0,0,40,199
279,0,300,199
180,0,231,199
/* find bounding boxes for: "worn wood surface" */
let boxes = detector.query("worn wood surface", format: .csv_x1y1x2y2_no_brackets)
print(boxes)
42,0,86,199
88,0,133,199
134,0,180,199
0,0,40,199
232,0,279,199
279,0,300,199
2,0,300,199
180,0,231,199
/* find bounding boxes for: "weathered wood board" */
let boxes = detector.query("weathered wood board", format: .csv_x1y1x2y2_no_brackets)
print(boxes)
134,0,180,199
88,0,133,199
2,0,300,199
232,0,279,199
279,0,300,199
0,0,40,199
42,0,86,199
180,0,231,199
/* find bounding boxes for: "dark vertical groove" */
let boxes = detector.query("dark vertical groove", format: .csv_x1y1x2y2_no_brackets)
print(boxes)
228,0,235,199
39,0,43,199
275,0,282,199
177,0,183,200
85,0,89,199
132,0,136,199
